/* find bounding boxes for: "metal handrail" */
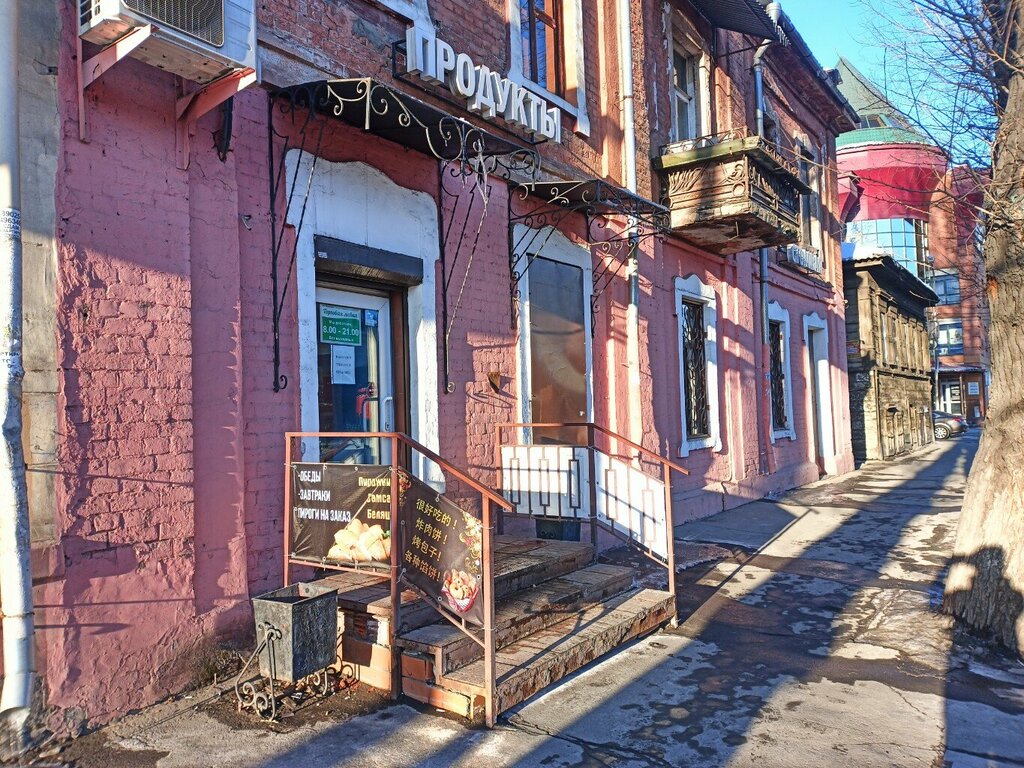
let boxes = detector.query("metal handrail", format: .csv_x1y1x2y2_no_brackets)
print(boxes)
282,430,503,726
495,421,684,614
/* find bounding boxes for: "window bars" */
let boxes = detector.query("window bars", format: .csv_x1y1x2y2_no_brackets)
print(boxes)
680,300,710,439
769,320,788,430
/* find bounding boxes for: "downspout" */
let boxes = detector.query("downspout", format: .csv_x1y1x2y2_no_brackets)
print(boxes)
0,1,34,734
619,0,642,443
753,2,781,474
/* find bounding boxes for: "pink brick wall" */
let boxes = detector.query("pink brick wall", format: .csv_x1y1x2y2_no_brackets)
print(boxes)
22,0,853,733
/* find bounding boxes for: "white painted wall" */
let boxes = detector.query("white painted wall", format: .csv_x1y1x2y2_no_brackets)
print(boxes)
285,152,442,484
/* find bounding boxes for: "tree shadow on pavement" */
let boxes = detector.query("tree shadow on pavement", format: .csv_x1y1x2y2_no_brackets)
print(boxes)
941,546,1024,766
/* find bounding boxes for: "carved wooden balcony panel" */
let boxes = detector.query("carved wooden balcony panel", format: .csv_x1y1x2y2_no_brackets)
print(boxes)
654,134,809,255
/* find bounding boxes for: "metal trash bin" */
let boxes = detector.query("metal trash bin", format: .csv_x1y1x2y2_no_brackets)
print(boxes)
252,582,338,683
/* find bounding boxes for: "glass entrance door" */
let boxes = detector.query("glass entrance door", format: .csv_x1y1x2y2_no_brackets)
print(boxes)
939,381,962,415
315,286,393,463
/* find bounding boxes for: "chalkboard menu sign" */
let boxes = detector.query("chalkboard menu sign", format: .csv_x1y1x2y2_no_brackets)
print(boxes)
398,470,484,626
290,463,393,567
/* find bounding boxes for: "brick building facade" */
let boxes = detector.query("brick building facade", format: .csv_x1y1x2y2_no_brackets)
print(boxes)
836,58,990,440
7,0,855,732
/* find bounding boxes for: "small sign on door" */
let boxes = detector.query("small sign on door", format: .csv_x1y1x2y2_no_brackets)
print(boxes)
331,345,355,385
319,306,362,346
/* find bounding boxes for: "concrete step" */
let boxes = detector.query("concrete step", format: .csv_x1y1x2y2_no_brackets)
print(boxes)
401,588,675,719
397,563,634,675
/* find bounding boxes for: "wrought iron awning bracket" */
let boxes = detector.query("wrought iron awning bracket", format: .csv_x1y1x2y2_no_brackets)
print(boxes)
268,91,329,392
507,179,668,331
438,161,496,394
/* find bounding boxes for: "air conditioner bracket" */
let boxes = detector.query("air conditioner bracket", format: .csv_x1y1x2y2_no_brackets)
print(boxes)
176,68,258,170
77,24,155,142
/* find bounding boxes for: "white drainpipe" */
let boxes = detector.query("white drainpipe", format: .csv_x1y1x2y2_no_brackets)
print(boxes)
0,1,35,732
618,0,643,442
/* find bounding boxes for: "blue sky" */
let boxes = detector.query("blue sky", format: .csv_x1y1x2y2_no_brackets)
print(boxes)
780,0,892,88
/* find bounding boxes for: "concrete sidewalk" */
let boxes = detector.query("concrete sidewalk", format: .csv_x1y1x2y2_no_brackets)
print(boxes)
54,431,1024,767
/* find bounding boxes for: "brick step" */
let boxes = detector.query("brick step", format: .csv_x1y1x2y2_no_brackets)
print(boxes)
397,564,634,675
305,537,595,634
401,588,675,719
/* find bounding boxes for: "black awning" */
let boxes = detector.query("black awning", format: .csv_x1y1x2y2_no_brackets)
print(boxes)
273,78,540,171
512,179,669,239
686,0,779,40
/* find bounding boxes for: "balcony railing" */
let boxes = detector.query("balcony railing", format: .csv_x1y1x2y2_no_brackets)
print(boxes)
654,130,809,255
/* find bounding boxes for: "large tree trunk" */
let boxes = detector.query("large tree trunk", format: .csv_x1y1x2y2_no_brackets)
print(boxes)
943,3,1024,656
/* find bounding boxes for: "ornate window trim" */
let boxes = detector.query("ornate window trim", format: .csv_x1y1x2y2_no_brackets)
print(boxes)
674,274,720,457
379,0,433,31
768,300,796,442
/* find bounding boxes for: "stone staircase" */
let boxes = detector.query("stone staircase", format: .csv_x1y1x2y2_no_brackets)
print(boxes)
310,536,674,722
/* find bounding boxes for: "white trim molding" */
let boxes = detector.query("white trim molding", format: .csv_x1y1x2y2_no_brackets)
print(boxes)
379,0,433,32
286,153,443,486
512,223,594,435
674,274,721,457
803,311,837,474
507,0,591,136
767,300,796,442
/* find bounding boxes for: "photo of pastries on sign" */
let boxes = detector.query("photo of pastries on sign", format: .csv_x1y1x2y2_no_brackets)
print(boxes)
327,518,391,563
442,569,479,614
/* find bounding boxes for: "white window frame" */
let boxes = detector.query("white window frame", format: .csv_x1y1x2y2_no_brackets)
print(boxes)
508,0,591,135
512,223,594,434
674,275,720,457
794,136,823,253
378,0,433,31
803,311,836,474
768,300,796,442
668,26,710,144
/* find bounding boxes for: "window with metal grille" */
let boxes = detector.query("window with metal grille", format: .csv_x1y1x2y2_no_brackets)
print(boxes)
769,320,788,430
125,0,225,47
520,0,564,95
680,300,709,439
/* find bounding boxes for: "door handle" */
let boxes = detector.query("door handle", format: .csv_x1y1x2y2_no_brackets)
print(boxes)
382,396,394,431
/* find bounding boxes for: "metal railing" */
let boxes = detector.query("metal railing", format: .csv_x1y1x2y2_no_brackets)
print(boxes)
495,422,688,605
282,431,511,727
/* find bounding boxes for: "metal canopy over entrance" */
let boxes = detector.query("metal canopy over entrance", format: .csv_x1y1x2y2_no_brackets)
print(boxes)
507,178,669,331
273,78,542,171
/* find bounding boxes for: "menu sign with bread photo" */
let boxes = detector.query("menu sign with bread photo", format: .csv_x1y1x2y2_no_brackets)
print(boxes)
398,470,484,626
290,463,393,567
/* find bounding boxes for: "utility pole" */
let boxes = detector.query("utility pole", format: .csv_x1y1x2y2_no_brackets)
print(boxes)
0,1,35,740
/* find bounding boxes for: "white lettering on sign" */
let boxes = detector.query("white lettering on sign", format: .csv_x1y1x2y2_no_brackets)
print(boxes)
406,27,562,142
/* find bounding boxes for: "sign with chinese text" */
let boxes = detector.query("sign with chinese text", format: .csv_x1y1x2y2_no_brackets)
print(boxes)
967,381,980,396
319,306,362,346
290,463,392,566
398,470,483,626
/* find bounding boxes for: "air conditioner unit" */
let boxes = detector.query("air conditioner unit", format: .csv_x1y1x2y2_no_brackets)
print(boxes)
79,0,256,84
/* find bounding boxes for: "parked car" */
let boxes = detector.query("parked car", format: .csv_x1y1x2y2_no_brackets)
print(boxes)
933,411,968,440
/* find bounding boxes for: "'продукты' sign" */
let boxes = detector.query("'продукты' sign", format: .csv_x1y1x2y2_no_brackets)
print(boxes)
404,27,562,142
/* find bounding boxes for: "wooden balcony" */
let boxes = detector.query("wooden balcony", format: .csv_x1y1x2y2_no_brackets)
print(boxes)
654,132,809,255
